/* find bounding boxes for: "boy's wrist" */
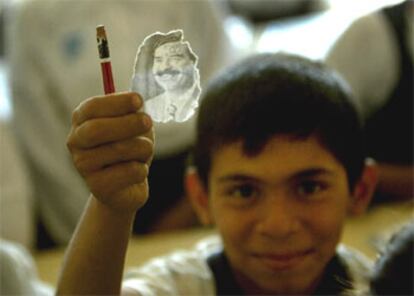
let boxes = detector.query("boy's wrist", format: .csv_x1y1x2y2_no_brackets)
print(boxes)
89,195,137,224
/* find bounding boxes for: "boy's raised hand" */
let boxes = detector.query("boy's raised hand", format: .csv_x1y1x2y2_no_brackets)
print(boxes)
66,92,153,214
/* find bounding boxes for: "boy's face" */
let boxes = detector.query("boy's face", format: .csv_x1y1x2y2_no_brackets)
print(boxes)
204,135,365,294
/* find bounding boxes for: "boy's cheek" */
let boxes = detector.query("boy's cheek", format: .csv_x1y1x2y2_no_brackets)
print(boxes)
211,206,248,237
315,215,347,251
304,199,349,239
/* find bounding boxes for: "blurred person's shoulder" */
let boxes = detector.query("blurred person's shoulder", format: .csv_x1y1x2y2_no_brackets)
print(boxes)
336,244,373,296
122,235,221,295
0,239,54,296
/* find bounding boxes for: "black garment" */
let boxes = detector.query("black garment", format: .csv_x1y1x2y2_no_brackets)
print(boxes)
207,251,244,295
133,149,189,233
36,215,57,250
365,1,413,165
207,250,353,295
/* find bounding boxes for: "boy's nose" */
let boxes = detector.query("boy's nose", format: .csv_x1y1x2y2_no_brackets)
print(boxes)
256,195,300,240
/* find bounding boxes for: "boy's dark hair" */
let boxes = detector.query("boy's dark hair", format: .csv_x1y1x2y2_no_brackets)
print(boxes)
370,222,414,295
194,53,365,190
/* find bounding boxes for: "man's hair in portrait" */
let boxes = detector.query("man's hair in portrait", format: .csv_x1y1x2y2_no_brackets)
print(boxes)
152,33,197,64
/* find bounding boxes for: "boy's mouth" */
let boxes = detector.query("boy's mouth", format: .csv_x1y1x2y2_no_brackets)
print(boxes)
253,249,314,271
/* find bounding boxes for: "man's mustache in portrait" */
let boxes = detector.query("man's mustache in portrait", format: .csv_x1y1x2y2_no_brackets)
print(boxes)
155,69,181,77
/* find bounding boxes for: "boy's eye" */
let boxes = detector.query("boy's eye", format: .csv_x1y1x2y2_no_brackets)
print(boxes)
296,180,326,197
226,184,259,199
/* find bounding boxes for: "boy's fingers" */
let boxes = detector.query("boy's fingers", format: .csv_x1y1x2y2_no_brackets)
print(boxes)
72,92,142,126
73,137,153,173
68,112,152,149
85,161,149,202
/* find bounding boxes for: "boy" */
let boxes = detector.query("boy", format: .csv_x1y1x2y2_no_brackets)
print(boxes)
58,53,377,295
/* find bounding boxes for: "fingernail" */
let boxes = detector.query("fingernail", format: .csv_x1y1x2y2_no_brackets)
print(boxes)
142,114,152,129
132,93,142,109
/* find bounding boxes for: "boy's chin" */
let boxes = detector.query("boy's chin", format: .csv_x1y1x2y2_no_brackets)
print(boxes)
243,256,326,295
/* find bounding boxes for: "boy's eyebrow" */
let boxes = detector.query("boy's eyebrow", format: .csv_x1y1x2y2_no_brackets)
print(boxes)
288,168,338,181
216,174,262,184
216,168,338,184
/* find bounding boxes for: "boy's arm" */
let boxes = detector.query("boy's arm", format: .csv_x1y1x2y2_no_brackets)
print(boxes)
57,196,135,295
56,92,153,295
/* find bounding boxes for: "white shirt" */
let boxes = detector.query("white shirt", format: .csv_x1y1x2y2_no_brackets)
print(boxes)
122,235,372,296
325,4,414,119
0,121,34,248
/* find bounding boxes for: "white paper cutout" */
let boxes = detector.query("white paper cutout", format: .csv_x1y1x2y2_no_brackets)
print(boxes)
131,30,201,123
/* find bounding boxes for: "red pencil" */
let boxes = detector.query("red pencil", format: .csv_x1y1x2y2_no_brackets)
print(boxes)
96,25,115,94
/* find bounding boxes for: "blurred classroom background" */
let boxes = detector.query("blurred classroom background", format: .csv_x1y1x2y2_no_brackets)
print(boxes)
0,0,412,293
1,0,408,119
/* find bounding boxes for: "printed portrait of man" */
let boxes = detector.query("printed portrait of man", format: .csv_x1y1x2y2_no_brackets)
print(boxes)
131,30,201,123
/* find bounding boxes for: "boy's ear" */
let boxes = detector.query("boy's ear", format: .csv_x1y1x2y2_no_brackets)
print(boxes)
348,158,378,216
185,167,213,226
